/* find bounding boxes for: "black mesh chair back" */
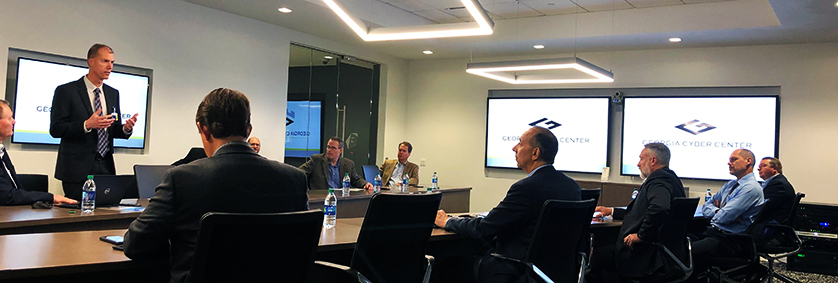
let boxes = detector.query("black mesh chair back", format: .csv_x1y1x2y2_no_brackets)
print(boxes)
525,199,597,283
786,192,805,227
351,193,442,283
16,174,48,192
633,197,699,282
189,210,323,283
580,188,601,205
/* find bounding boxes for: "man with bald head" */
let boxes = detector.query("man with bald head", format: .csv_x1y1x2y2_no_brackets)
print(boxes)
434,127,581,283
248,137,261,153
690,149,765,280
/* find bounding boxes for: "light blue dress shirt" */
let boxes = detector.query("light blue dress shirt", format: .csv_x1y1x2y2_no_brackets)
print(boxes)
328,160,341,189
702,172,764,234
388,162,405,186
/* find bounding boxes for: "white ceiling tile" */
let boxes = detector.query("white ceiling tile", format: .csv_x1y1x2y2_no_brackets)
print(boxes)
389,0,436,11
413,9,467,22
682,0,735,3
624,0,682,8
573,0,633,12
522,0,582,15
419,0,466,10
481,2,544,18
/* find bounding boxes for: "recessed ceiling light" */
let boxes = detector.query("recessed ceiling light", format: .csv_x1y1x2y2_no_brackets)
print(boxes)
669,37,682,43
533,45,545,49
278,7,292,13
423,50,434,55
324,56,334,59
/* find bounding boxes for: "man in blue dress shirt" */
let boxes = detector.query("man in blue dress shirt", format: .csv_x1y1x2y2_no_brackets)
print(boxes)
690,148,764,280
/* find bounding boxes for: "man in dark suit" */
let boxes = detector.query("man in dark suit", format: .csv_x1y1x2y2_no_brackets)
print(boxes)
0,100,77,205
758,157,796,224
434,126,581,283
299,137,372,190
50,44,138,200
122,88,309,283
587,143,686,282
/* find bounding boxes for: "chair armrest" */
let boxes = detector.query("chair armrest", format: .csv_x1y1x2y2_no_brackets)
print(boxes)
312,261,372,283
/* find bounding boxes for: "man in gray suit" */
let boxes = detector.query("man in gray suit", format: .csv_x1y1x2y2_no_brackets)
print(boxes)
300,137,372,190
123,88,309,283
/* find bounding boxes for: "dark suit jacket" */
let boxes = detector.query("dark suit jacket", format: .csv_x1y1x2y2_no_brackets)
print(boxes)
50,77,130,182
762,174,796,225
444,166,581,281
299,153,367,190
614,167,686,277
122,141,309,283
379,159,419,185
0,149,53,205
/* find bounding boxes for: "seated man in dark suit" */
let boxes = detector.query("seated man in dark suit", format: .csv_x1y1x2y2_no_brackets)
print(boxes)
299,137,372,190
757,157,796,225
587,143,686,282
123,88,309,283
0,100,77,205
434,126,581,283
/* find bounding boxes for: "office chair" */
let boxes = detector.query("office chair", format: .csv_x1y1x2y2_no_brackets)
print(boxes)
188,210,324,283
347,193,442,283
17,174,48,192
706,200,771,283
492,199,597,283
625,197,699,283
757,193,805,283
580,188,601,205
361,165,379,184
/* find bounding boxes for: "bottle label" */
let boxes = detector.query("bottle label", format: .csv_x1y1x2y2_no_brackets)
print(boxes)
324,205,336,216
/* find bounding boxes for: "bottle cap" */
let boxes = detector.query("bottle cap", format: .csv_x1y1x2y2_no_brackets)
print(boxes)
328,188,334,193
87,175,94,179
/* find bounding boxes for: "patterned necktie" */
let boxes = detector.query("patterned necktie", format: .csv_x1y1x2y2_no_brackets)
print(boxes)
94,88,108,157
720,182,739,207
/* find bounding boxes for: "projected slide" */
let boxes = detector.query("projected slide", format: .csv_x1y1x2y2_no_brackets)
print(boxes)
486,97,609,173
12,58,148,148
285,101,322,158
621,96,778,181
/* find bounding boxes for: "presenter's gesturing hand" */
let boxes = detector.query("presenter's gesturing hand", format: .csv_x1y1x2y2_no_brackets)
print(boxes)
123,113,139,131
85,108,114,129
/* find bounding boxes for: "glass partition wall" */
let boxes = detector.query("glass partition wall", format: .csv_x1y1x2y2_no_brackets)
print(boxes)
285,44,380,168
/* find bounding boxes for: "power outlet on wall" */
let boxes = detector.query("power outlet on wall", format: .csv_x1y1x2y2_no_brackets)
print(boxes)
420,158,426,167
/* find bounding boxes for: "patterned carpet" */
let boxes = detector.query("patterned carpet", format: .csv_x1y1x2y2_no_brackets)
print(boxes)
759,258,838,283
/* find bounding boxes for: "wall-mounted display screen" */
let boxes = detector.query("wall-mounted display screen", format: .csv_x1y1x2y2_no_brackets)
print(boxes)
486,97,610,173
621,96,779,181
12,57,149,148
285,100,322,158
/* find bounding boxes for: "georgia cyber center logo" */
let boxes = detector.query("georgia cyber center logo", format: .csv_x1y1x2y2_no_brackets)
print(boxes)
529,118,561,129
286,109,295,126
675,119,716,135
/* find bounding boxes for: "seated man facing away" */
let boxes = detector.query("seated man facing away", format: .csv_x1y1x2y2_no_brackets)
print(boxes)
299,137,372,190
123,88,309,283
0,99,76,206
757,157,796,225
434,126,581,283
587,143,685,282
379,141,418,186
688,148,764,282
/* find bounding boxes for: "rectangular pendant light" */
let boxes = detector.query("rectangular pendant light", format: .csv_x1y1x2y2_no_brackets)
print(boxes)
466,57,614,84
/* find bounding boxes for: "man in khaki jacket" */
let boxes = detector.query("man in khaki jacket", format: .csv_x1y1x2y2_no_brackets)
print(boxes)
380,141,419,186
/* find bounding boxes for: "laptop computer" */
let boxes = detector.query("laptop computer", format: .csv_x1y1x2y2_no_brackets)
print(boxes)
134,164,173,199
55,175,134,208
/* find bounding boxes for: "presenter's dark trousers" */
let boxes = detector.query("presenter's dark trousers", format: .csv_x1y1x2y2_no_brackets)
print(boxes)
62,156,114,201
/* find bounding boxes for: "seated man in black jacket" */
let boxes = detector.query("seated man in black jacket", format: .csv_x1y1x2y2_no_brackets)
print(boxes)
588,143,686,283
0,100,77,205
757,157,796,225
434,126,581,283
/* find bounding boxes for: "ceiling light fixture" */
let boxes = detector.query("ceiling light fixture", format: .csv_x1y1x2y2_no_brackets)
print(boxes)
533,45,545,49
324,56,334,59
322,0,494,41
669,37,682,43
423,50,434,55
466,57,614,84
277,7,292,13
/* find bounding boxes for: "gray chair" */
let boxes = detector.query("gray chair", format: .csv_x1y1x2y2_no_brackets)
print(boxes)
757,193,805,283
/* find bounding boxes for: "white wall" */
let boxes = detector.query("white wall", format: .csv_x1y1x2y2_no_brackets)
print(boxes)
0,0,408,195
404,43,838,212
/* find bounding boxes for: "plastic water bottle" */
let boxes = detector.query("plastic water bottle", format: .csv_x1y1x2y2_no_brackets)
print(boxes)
342,173,350,196
402,173,409,193
431,172,439,191
374,173,382,193
82,175,96,213
324,188,337,228
631,188,639,201
705,189,713,203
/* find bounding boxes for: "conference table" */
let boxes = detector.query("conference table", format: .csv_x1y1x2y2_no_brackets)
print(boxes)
0,217,623,282
0,204,144,236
